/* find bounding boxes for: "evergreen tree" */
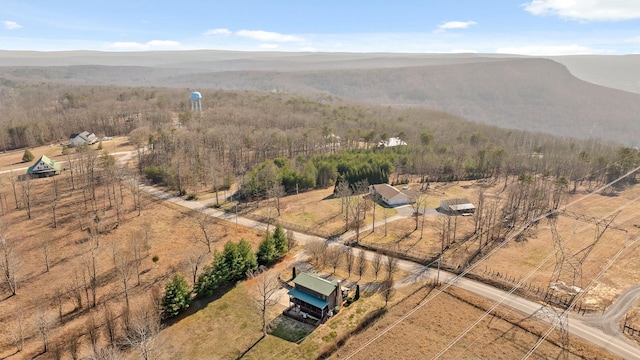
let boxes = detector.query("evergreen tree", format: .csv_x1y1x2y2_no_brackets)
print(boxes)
257,234,278,266
194,265,218,297
214,241,241,282
238,238,258,275
162,274,191,318
22,148,34,162
273,224,288,256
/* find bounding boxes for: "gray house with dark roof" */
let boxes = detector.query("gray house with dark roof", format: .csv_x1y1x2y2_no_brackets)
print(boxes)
288,273,342,321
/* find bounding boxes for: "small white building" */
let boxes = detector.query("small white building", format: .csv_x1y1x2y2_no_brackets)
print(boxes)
69,131,98,147
440,198,476,216
369,184,414,206
379,137,407,148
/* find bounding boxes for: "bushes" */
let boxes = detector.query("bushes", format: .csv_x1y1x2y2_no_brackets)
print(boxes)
144,165,165,184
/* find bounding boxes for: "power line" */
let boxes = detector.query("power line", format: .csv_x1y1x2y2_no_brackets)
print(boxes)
343,163,640,360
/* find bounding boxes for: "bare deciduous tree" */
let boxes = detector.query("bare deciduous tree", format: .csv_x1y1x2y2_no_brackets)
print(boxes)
116,249,133,310
267,184,286,217
344,247,355,277
327,246,343,274
195,212,216,253
380,277,395,307
42,236,51,272
384,256,398,280
103,302,118,346
67,335,80,360
123,299,162,360
86,311,100,355
0,227,20,296
188,250,208,287
356,250,368,278
36,306,51,354
249,266,281,336
306,239,327,267
21,176,33,219
372,252,383,280
4,311,25,353
89,346,124,360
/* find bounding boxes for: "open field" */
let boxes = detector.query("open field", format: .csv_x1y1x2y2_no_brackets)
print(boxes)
0,153,265,359
327,285,620,360
246,186,398,236
0,136,135,173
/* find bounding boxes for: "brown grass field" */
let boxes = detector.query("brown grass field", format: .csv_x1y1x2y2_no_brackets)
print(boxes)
1,143,639,359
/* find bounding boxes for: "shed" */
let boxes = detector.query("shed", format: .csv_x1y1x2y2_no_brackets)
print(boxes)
440,198,476,215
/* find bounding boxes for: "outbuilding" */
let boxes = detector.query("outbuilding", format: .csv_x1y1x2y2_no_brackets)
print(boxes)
440,198,476,216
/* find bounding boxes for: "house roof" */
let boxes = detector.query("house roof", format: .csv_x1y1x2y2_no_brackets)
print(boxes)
379,137,407,147
441,198,475,210
27,155,61,174
371,184,404,200
288,288,329,309
372,184,397,198
293,273,337,297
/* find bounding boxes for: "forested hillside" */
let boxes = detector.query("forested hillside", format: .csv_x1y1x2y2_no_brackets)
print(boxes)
1,80,635,202
2,54,639,145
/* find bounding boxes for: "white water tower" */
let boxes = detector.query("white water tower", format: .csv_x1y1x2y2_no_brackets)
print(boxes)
190,91,202,113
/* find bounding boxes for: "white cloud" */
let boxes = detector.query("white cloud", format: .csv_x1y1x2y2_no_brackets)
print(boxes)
259,43,278,49
496,44,597,56
203,28,231,36
107,40,181,50
524,0,640,21
3,21,22,30
437,21,477,32
236,30,303,42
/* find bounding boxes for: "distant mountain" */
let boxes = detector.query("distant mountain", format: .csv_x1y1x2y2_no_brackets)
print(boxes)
1,51,638,145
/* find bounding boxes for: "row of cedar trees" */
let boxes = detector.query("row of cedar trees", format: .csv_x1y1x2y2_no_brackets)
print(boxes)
162,224,293,319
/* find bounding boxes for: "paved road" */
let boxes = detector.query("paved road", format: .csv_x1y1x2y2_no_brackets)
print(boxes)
138,185,640,358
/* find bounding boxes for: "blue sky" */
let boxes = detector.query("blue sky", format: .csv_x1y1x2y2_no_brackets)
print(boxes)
1,0,639,54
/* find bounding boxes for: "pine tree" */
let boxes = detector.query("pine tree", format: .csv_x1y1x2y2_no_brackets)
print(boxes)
22,148,34,162
257,234,278,266
238,238,257,275
162,274,191,318
273,224,288,256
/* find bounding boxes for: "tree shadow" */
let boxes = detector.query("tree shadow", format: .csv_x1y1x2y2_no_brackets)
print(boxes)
161,282,237,328
235,334,265,359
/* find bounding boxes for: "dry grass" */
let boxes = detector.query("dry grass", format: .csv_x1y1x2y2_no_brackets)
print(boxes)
0,150,264,359
248,187,397,235
327,284,620,360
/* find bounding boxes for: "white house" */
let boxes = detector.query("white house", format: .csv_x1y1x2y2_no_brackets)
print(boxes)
379,137,407,148
69,131,98,147
369,184,414,206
